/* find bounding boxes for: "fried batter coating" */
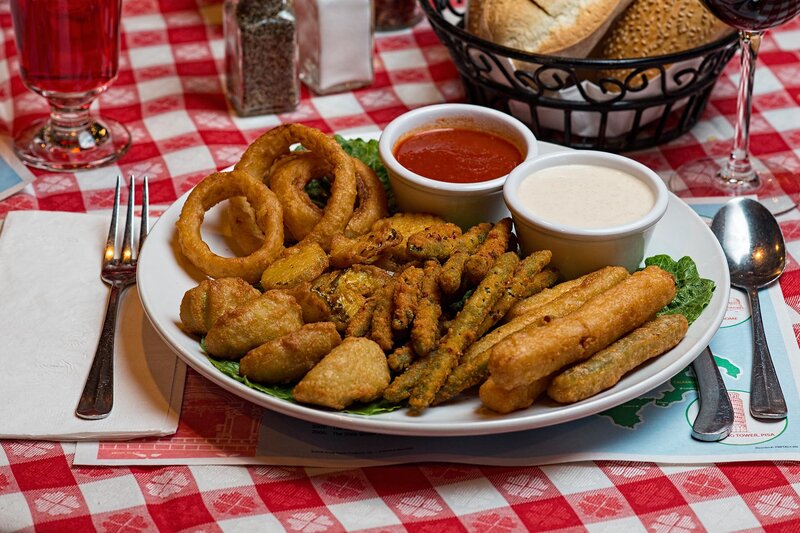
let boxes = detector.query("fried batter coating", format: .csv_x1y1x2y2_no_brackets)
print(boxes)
387,344,415,373
380,212,447,261
345,296,378,338
407,251,520,413
434,265,629,404
439,222,493,294
489,265,677,389
239,322,342,384
464,218,513,285
260,242,329,290
273,281,330,323
369,280,396,351
503,272,590,323
547,314,688,403
480,376,551,414
179,277,261,335
204,290,304,359
293,337,391,410
328,219,401,268
410,261,443,356
392,265,424,331
406,223,462,260
313,265,391,331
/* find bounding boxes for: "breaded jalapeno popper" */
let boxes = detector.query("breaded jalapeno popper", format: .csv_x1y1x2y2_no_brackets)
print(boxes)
488,265,677,390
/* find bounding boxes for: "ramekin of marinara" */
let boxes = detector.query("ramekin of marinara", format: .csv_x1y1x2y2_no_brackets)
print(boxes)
378,103,537,229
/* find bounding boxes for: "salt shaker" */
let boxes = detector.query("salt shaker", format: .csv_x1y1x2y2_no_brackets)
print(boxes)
374,0,423,32
223,0,299,116
295,0,374,95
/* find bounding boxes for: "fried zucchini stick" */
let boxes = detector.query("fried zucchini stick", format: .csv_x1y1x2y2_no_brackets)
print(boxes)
410,261,443,356
407,251,520,413
433,265,630,404
439,222,492,294
464,218,513,285
406,223,462,260
489,265,677,389
547,314,689,403
503,272,590,322
479,376,552,414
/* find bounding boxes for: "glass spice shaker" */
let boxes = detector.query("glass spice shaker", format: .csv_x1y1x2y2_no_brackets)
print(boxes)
374,0,423,32
295,0,374,95
223,0,299,116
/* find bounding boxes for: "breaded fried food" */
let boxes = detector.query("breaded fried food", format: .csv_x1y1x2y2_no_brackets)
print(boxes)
313,265,391,331
411,261,443,356
464,218,513,285
260,242,329,290
274,281,330,323
293,337,391,410
406,223,462,260
381,212,447,261
329,219,402,268
434,265,630,404
547,314,689,403
204,290,304,359
480,376,551,414
392,265,424,331
179,277,261,335
489,265,677,389
387,343,415,373
439,222,492,294
239,322,342,384
503,272,590,322
369,279,396,351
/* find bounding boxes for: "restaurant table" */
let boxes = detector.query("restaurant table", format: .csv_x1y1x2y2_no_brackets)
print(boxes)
2,1,800,531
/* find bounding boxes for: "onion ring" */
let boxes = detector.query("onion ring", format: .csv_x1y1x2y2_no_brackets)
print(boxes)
270,151,389,241
176,170,284,283
233,124,356,251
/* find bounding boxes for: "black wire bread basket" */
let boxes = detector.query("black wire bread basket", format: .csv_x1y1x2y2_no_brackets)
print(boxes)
420,0,739,151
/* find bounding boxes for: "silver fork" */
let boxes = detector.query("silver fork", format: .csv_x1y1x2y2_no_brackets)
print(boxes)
76,175,149,420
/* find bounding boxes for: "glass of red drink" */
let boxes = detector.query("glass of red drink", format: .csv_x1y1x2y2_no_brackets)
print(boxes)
10,0,131,171
669,1,800,214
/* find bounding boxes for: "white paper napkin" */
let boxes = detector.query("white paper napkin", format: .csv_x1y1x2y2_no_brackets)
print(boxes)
0,210,186,440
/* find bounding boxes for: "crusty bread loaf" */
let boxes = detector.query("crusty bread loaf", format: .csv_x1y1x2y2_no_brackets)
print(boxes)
468,0,636,58
595,0,733,59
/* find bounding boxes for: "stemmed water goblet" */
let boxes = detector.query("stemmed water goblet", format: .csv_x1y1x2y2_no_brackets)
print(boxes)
10,0,131,171
669,0,800,215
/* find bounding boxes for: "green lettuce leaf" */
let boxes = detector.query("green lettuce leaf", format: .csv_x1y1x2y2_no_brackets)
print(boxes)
644,254,715,325
334,134,396,213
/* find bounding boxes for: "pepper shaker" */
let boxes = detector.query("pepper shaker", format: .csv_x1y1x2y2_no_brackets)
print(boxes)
295,0,374,95
374,0,423,32
223,0,299,116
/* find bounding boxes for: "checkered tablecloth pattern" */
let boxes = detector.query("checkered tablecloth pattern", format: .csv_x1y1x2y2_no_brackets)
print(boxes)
2,0,800,530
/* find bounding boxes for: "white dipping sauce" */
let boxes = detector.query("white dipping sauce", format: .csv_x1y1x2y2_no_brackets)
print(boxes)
518,164,655,229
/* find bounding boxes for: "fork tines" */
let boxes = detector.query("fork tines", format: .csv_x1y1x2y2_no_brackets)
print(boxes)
106,175,150,265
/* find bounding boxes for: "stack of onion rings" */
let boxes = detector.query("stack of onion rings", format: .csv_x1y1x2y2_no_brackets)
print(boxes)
176,170,284,283
270,151,389,241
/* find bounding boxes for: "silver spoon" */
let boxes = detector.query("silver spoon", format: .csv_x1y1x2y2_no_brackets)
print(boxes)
691,346,733,441
711,197,787,419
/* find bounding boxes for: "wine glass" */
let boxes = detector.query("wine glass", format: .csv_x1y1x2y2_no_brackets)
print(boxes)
669,1,800,215
10,0,131,171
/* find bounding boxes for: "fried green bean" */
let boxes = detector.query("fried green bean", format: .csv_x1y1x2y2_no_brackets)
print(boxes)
439,223,492,294
387,343,415,373
406,223,462,260
392,265,424,331
464,218,513,285
369,280,396,351
410,261,443,356
547,314,689,403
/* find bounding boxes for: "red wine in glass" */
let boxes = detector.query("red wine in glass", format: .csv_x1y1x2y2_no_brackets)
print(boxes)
9,0,131,171
669,1,800,214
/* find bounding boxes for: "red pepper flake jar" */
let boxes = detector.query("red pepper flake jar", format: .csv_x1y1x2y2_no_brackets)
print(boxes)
374,0,423,31
223,0,299,116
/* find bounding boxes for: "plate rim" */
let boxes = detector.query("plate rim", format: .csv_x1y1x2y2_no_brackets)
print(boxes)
137,141,731,437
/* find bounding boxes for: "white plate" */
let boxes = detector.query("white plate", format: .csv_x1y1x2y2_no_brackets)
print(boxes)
137,141,730,437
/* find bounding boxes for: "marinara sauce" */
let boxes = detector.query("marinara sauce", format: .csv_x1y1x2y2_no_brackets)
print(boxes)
394,127,522,183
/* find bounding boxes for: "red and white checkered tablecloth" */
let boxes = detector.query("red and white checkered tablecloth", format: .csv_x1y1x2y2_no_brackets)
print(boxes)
2,0,800,530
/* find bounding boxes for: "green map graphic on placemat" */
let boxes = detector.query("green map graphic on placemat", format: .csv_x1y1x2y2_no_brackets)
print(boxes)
599,355,741,429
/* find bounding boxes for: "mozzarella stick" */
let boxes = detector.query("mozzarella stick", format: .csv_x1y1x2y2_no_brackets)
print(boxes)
479,376,551,414
547,314,689,403
489,265,677,389
503,273,589,322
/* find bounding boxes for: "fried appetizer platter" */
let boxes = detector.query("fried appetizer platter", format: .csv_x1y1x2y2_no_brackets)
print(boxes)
174,123,709,415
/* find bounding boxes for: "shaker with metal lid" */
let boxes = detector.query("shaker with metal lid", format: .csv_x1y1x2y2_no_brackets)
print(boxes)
223,0,299,115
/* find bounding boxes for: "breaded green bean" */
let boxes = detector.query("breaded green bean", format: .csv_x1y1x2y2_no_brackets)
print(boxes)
464,218,513,285
407,252,520,413
383,355,432,403
392,265,424,331
369,280,396,351
387,343,415,373
433,265,630,404
406,223,462,260
410,261,443,356
547,314,689,404
439,223,492,294
345,296,378,338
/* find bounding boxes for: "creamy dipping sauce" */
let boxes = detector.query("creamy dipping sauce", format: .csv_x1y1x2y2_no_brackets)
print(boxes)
519,164,655,228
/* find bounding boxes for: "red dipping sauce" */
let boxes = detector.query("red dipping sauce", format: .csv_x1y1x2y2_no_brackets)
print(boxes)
394,127,523,184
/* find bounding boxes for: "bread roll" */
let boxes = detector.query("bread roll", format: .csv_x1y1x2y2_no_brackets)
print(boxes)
595,0,733,60
468,0,636,58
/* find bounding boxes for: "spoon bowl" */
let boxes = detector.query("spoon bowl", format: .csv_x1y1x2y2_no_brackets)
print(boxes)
711,197,787,419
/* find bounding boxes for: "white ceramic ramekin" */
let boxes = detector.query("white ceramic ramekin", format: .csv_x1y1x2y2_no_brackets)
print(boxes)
503,150,669,280
378,103,538,229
